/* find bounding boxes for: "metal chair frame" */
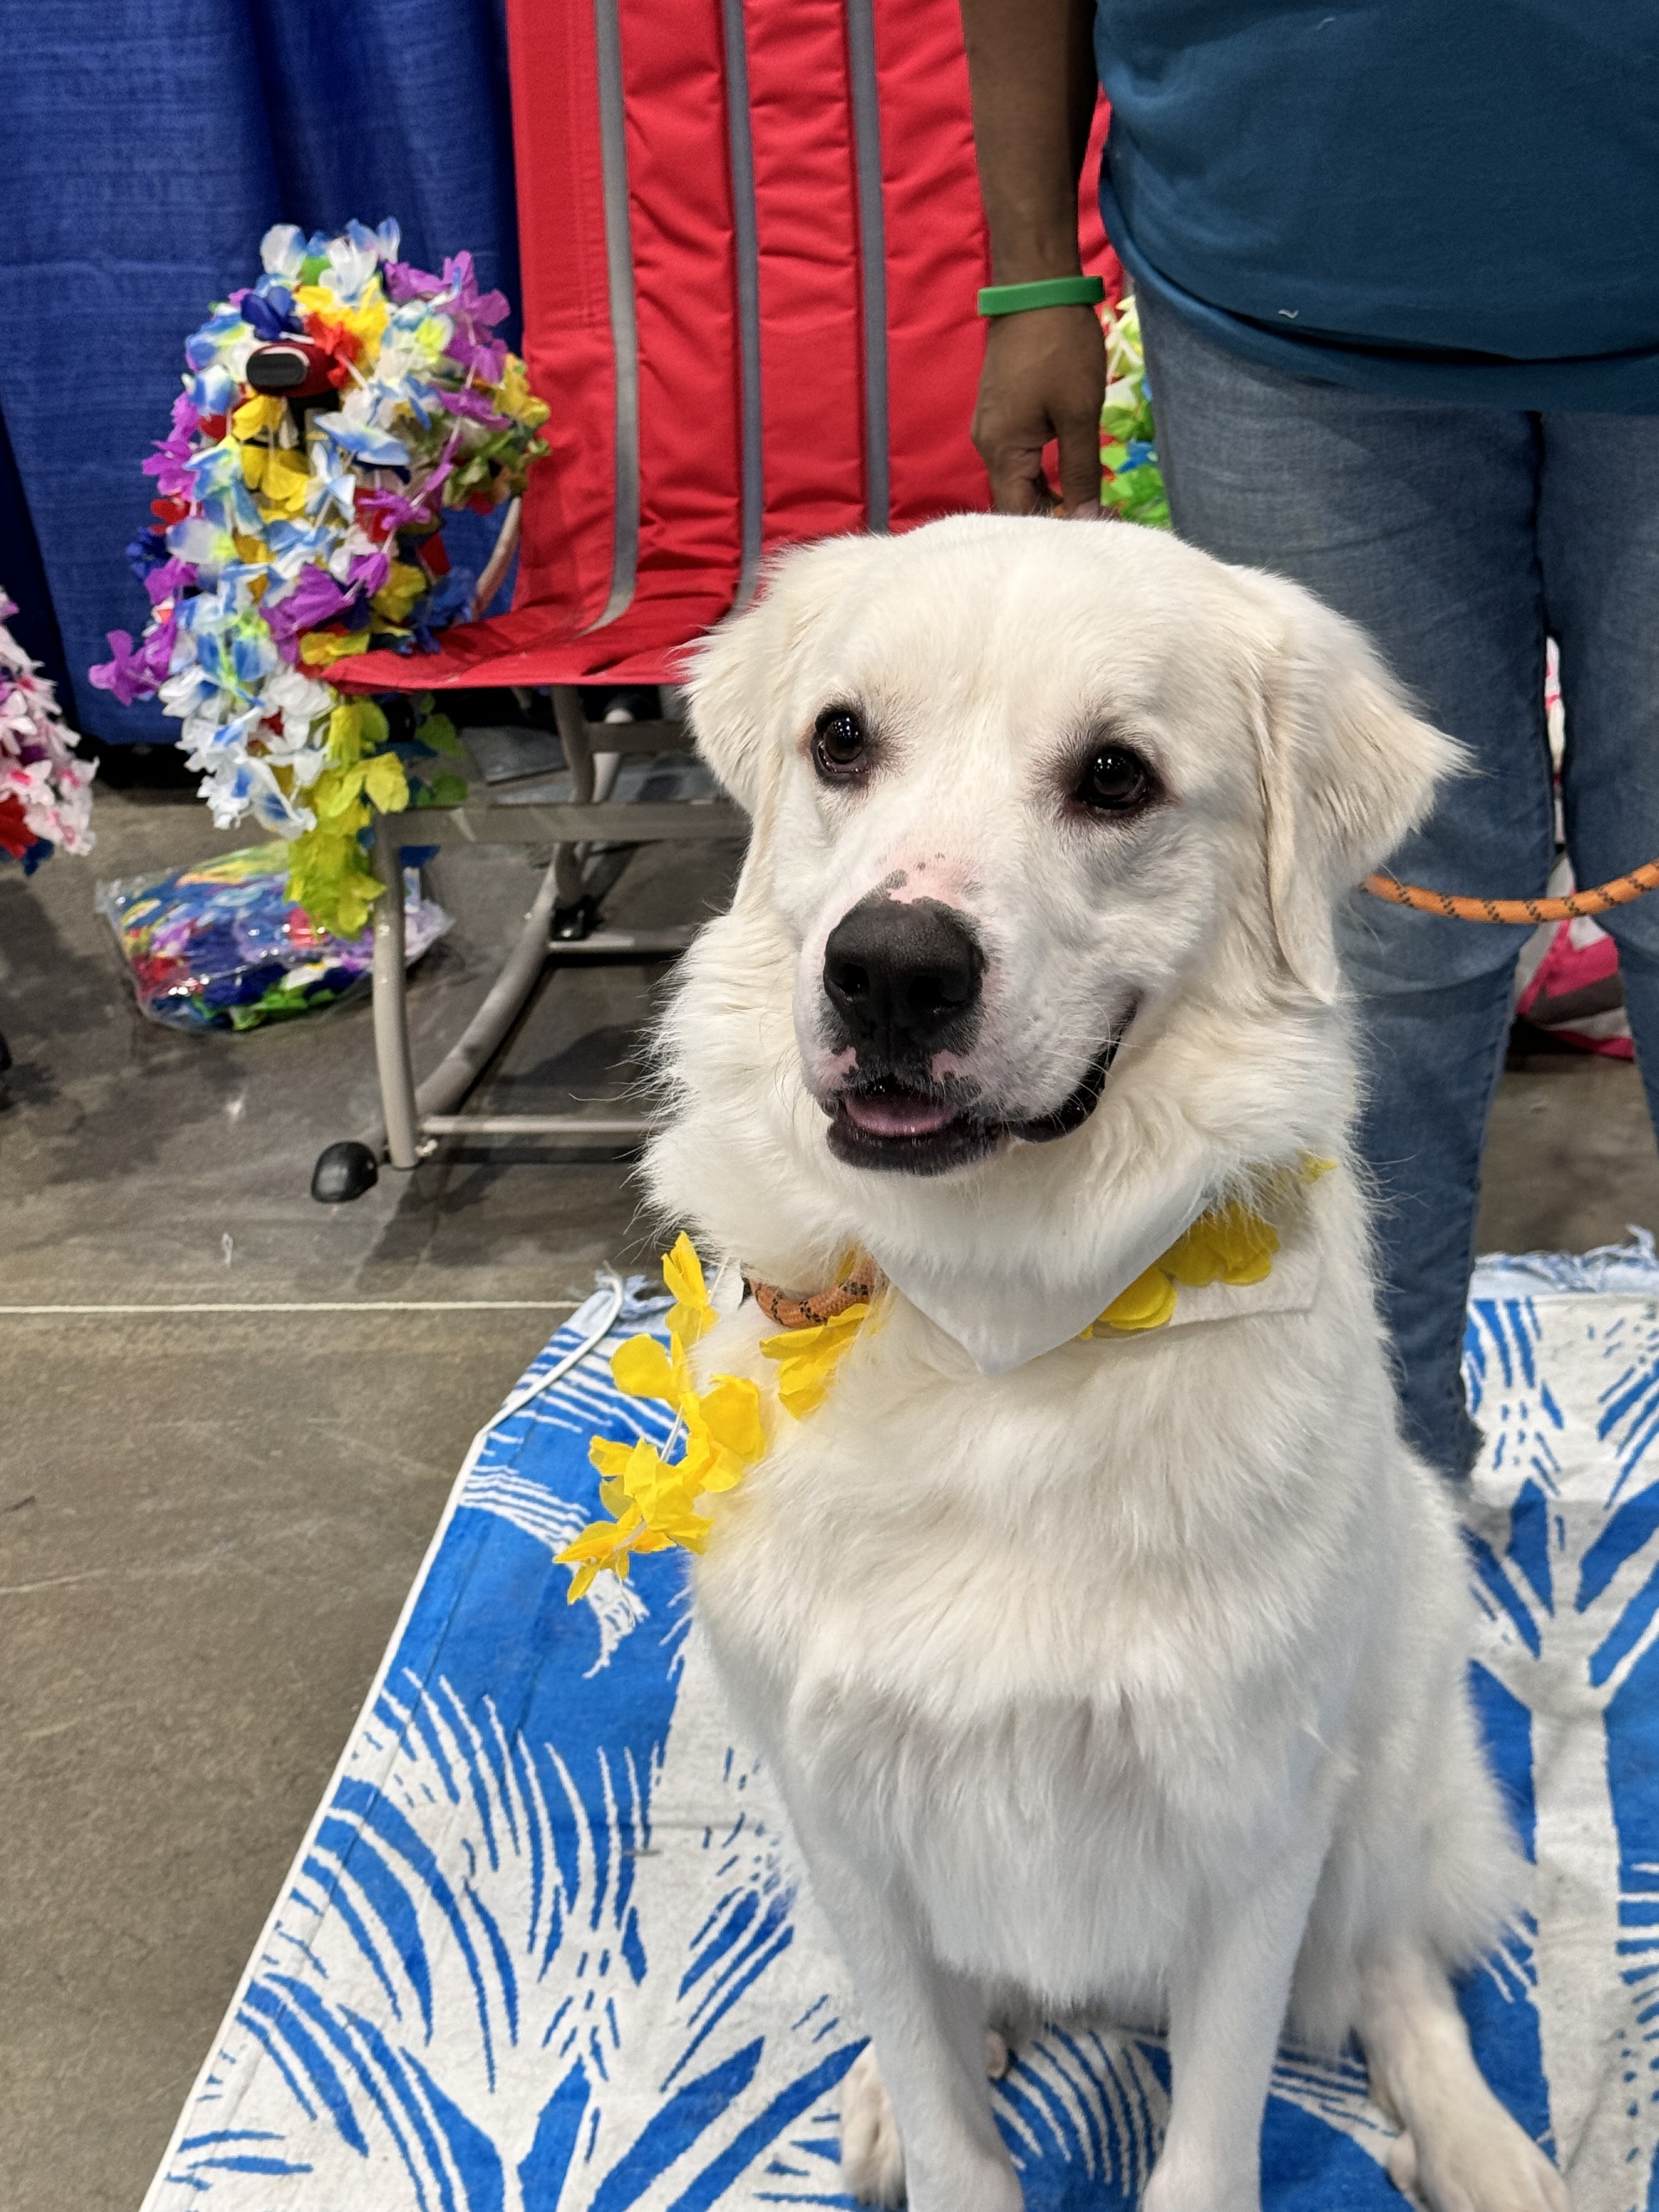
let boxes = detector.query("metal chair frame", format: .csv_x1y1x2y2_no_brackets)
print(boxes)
341,686,742,1185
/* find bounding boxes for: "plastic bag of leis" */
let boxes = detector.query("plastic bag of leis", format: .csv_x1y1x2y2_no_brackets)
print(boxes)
97,843,449,1032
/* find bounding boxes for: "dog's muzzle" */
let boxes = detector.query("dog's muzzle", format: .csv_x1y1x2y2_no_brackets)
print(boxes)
817,892,1132,1173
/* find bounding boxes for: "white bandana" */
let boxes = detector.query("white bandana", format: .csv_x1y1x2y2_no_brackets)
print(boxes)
867,1178,1323,1375
867,1172,1215,1375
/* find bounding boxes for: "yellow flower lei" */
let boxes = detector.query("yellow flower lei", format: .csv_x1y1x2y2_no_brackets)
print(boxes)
556,1237,875,1600
758,1293,874,1417
1081,1199,1278,1334
557,1237,765,1600
1081,1155,1334,1335
557,1163,1332,1596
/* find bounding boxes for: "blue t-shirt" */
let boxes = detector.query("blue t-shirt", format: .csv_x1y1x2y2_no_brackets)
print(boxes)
1096,2,1659,411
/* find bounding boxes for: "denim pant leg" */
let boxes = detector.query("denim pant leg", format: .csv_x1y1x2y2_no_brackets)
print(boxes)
1540,413,1659,1138
1138,292,1556,1480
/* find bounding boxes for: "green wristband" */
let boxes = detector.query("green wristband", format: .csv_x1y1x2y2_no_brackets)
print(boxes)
977,275,1105,317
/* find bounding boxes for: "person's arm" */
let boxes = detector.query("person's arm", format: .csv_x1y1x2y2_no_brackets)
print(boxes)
960,0,1105,515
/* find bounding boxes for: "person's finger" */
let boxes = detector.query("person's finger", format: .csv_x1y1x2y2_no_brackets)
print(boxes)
980,433,1051,515
1055,411,1103,518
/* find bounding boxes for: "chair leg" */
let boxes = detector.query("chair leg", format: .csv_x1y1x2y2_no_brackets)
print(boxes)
371,817,420,1171
411,854,562,1122
316,686,684,1193
551,685,592,909
549,684,627,915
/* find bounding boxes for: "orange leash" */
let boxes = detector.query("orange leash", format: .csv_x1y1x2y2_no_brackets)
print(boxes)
1362,861,1659,926
747,1265,884,1330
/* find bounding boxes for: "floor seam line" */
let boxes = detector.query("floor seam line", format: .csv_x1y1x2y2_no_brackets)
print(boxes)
0,1300,584,1315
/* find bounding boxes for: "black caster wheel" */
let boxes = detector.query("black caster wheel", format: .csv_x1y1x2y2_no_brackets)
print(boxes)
311,1140,380,1203
551,893,600,943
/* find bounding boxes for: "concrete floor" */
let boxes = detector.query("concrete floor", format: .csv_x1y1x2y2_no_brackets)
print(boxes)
0,769,743,2212
4,772,1659,2211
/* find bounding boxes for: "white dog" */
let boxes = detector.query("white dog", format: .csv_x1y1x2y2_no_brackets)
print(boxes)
644,514,1568,2212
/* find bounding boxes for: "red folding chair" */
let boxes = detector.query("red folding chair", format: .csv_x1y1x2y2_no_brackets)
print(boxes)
317,0,1114,1199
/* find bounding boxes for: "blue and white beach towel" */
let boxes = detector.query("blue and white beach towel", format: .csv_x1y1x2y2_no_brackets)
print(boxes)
144,1243,1659,2211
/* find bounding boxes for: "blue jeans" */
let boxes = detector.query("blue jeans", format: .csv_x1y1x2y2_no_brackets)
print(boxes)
1137,289,1659,1481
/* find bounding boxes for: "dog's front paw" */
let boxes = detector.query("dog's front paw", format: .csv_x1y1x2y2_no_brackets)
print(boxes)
842,2047,907,2207
1393,2112,1570,2212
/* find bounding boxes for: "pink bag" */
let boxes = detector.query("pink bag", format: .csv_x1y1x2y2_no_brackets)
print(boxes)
1515,902,1633,1058
1513,651,1634,1059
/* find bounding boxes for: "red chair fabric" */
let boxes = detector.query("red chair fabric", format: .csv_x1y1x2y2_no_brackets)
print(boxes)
1079,93,1124,314
342,2,1118,696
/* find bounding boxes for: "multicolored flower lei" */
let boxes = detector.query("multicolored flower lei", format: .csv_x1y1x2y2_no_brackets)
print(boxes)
89,219,549,936
0,590,95,870
1099,296,1170,529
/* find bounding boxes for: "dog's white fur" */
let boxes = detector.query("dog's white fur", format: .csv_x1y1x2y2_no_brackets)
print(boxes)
645,516,1568,2212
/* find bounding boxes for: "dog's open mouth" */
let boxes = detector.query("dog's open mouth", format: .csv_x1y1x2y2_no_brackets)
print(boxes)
828,1082,995,1175
825,1024,1130,1176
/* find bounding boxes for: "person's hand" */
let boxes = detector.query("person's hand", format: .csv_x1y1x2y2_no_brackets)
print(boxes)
972,303,1107,516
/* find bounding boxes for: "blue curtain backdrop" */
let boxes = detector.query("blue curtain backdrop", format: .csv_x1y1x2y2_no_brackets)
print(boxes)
0,0,520,743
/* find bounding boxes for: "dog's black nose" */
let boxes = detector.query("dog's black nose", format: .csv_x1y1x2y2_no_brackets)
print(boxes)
822,896,984,1056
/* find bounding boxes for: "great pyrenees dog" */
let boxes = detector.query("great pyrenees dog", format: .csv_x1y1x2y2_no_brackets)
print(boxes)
644,514,1567,2212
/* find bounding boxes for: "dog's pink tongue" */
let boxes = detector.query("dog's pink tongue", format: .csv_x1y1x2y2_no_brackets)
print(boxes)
842,1088,956,1138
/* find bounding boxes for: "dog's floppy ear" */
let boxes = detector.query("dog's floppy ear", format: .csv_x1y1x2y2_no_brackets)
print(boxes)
683,594,779,816
686,535,874,814
1249,584,1464,1002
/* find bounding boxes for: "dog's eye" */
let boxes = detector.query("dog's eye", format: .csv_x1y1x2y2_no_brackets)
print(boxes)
812,707,868,781
1075,744,1153,815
